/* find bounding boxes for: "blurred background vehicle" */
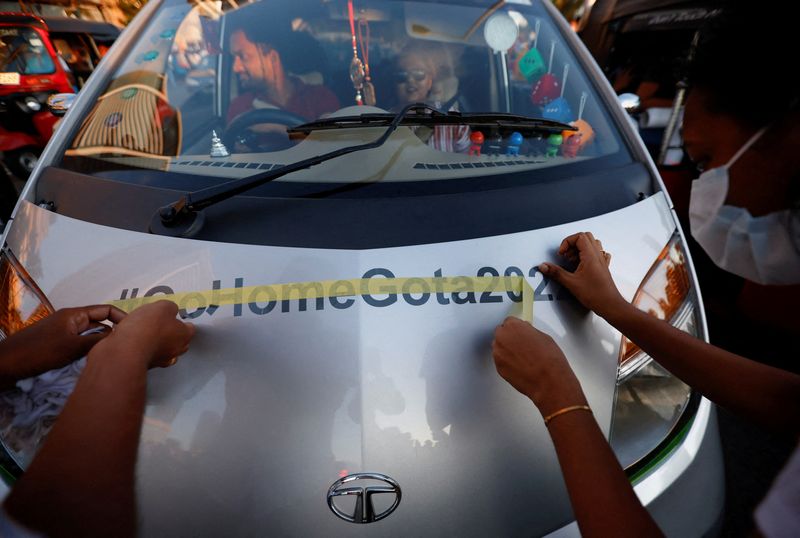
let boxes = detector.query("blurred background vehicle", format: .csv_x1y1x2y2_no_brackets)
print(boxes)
0,12,118,185
0,13,73,179
44,15,118,87
580,0,722,171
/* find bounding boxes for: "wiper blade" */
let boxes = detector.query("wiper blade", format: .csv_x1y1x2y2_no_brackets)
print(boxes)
150,103,434,237
288,108,576,135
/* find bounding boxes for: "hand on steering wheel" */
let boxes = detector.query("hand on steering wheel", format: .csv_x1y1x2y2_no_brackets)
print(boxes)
224,107,308,153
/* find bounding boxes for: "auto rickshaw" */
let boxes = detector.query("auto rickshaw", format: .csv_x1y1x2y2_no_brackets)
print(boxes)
579,0,724,168
43,16,119,87
0,12,119,179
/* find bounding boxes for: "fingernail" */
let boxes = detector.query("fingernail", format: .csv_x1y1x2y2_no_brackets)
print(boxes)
539,263,549,273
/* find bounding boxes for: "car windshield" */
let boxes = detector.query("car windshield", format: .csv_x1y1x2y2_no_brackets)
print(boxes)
57,0,630,192
0,26,55,75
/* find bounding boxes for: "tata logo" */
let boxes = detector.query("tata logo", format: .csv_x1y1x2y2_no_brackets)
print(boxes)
327,473,402,523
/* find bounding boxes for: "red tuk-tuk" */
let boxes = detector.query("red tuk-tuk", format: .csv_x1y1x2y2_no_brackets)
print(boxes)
0,13,74,177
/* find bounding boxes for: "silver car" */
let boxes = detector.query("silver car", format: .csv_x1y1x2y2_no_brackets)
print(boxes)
0,0,723,535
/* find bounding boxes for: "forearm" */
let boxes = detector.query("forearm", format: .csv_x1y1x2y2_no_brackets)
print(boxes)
4,338,149,538
0,339,44,389
604,301,800,433
492,313,662,536
546,410,663,538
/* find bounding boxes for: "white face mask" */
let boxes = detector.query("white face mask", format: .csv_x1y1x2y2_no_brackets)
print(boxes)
689,127,800,285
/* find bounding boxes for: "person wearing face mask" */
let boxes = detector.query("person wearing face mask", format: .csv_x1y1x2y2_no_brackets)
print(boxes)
681,8,800,288
684,94,800,287
492,233,800,538
676,9,800,532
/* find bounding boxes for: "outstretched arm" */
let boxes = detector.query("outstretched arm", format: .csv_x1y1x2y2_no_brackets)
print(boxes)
3,301,195,538
540,232,800,434
493,318,663,538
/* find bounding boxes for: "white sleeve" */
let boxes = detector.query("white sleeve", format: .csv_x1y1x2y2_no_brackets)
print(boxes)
754,443,800,538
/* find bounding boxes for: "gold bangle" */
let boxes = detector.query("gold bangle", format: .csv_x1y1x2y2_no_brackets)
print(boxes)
543,405,592,426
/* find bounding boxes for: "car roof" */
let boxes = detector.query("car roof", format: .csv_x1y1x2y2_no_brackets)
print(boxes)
41,16,120,39
0,12,47,30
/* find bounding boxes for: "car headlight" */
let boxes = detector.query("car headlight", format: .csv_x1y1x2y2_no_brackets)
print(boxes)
609,234,699,472
0,248,54,341
0,247,55,475
16,96,42,113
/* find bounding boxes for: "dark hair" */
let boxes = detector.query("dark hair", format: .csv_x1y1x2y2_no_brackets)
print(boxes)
231,16,293,58
689,3,800,127
230,15,327,77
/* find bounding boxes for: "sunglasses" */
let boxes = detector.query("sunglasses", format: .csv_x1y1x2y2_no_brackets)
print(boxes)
395,69,429,83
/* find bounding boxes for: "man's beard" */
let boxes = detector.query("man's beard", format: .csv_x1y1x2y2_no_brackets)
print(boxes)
239,75,267,94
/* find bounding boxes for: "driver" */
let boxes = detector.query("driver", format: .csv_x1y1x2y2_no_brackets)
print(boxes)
227,19,339,123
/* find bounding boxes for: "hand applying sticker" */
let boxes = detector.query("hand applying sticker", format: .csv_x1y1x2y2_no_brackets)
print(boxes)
538,231,624,318
491,240,664,538
491,312,664,538
492,317,587,417
0,304,127,388
3,300,195,538
102,300,196,369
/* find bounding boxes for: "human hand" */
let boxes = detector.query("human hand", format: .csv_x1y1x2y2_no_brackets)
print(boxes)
0,305,127,383
539,232,627,319
101,301,195,369
492,317,587,417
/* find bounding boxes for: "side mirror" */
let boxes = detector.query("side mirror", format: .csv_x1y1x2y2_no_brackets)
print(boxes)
617,93,641,114
47,93,76,117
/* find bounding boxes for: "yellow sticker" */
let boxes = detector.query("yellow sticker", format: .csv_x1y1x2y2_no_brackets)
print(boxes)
110,275,535,322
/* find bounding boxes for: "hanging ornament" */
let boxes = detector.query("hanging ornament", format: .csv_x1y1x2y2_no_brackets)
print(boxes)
349,56,365,105
517,19,545,81
348,0,365,105
358,18,376,106
531,40,560,106
563,92,595,155
542,64,573,122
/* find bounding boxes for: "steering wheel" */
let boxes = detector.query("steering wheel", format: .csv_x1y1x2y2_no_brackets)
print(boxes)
223,107,309,152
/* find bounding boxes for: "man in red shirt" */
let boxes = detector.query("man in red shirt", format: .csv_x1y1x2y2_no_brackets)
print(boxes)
227,23,339,124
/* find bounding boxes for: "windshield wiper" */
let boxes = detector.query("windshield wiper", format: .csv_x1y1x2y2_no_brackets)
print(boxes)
151,103,434,237
288,110,575,135
151,103,577,237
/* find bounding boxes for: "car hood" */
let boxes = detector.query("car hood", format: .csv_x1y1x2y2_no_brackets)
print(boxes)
4,193,675,536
